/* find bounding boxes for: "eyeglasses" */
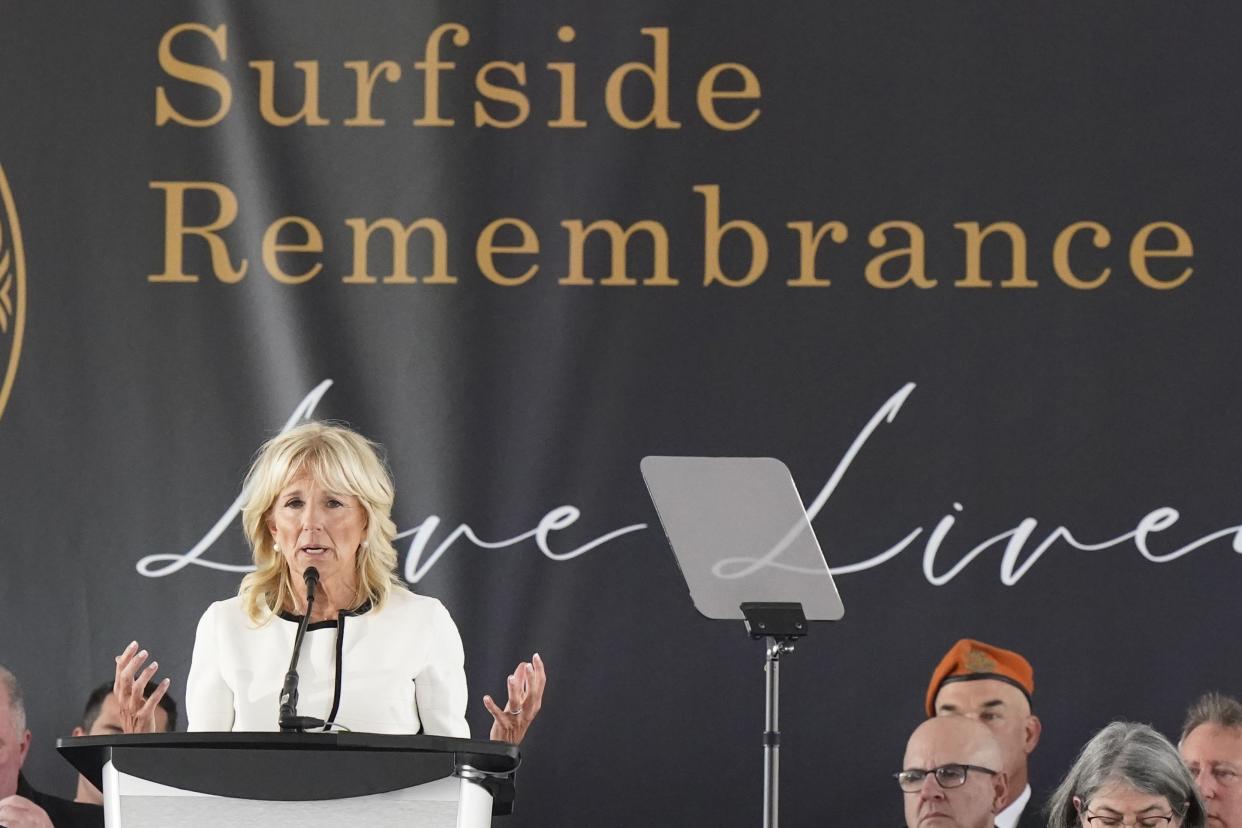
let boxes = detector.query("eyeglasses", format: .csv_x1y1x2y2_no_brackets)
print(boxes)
894,763,997,792
1082,811,1177,827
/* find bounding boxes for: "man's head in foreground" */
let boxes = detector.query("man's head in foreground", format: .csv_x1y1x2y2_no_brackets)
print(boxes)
901,716,1008,828
0,666,30,801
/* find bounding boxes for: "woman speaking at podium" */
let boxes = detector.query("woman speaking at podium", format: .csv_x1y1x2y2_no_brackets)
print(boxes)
112,422,545,744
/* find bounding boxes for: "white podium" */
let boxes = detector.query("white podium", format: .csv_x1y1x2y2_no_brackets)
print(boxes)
59,732,519,828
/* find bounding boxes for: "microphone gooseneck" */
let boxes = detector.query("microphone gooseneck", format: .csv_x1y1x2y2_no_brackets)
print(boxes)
278,566,326,732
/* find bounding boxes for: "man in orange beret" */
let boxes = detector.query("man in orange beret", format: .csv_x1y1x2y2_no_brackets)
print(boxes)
925,639,1042,828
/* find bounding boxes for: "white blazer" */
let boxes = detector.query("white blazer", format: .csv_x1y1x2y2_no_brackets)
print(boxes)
185,588,470,737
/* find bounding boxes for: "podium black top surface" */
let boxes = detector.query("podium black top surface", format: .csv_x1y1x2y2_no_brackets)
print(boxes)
58,732,520,802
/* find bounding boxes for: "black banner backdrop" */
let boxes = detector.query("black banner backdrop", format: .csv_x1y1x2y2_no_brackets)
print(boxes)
1,2,1240,824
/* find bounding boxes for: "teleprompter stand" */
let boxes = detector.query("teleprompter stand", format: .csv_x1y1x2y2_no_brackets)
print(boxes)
641,457,844,828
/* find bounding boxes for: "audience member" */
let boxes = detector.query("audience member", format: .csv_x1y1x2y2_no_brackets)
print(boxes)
69,681,178,805
1047,721,1204,828
1180,692,1242,828
0,666,101,828
898,715,1008,828
926,638,1043,828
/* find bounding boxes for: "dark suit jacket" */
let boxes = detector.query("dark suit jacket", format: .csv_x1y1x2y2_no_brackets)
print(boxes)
1008,794,1048,828
15,774,103,828
1016,801,1046,828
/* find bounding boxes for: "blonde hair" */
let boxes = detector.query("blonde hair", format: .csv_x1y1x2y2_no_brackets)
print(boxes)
237,421,404,624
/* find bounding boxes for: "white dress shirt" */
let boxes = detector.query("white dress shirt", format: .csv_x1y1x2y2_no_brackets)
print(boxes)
186,588,470,737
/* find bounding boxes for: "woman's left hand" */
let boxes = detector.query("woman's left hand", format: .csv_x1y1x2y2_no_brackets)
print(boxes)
483,653,546,745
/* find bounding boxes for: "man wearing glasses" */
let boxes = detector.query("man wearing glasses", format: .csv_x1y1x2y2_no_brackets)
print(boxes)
1180,692,1242,828
926,638,1043,828
899,716,1008,828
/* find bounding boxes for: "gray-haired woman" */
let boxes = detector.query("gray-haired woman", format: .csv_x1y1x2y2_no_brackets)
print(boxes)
1047,721,1205,828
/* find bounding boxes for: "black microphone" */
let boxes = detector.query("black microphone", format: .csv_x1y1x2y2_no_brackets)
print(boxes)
278,566,326,732
303,565,320,598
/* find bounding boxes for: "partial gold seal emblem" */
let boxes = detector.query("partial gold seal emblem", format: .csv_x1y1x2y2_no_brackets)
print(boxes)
0,164,26,424
964,649,997,674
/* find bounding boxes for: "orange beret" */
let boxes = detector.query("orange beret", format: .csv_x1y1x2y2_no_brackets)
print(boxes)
925,638,1034,717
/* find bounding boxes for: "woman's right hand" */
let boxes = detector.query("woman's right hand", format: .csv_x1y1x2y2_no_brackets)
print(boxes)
113,640,171,733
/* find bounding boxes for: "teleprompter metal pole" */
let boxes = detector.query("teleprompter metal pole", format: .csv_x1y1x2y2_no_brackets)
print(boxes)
763,637,795,828
741,602,807,828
